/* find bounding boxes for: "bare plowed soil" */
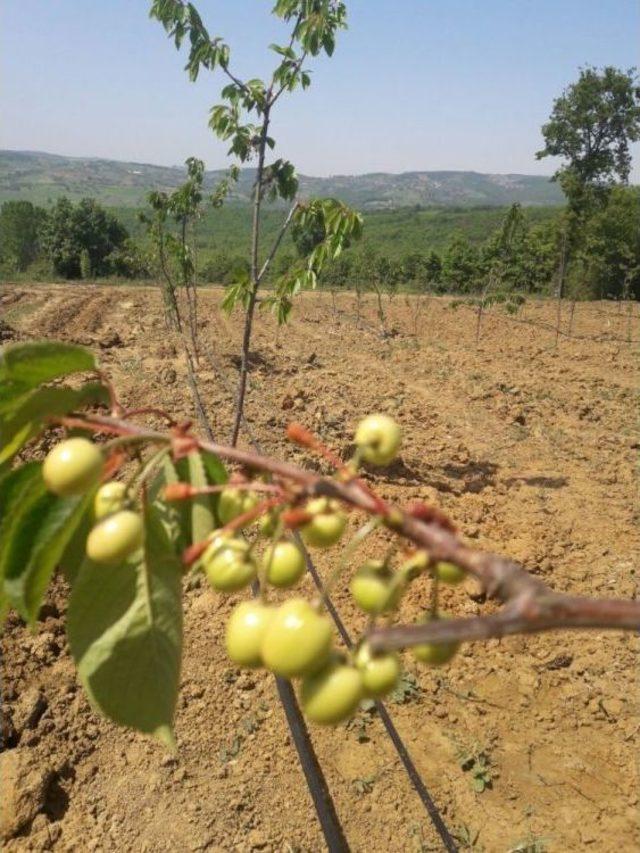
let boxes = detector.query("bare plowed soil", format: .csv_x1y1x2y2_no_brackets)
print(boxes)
1,283,638,852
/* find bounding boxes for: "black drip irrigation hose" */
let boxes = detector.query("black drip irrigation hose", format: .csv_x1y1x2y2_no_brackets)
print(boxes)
296,537,458,853
275,675,350,852
205,340,457,851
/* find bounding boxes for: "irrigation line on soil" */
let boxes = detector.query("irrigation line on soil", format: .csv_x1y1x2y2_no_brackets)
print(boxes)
296,534,459,853
274,676,350,853
205,341,458,852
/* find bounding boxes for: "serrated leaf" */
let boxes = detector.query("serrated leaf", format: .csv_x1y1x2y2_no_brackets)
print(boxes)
0,382,108,465
68,504,183,746
0,341,96,387
187,452,215,543
1,471,94,623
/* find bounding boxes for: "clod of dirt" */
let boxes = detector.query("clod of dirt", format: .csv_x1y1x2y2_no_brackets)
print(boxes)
98,330,123,349
0,749,54,841
11,687,48,736
161,366,178,385
0,319,18,342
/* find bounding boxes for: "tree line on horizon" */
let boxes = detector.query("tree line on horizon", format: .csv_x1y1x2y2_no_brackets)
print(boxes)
1,66,639,302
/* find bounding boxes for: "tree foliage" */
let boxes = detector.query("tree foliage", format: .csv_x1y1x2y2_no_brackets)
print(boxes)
0,201,47,272
536,66,640,212
42,197,129,279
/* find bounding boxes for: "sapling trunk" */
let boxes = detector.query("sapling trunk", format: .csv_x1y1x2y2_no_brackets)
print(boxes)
372,282,387,337
567,298,577,335
231,110,271,447
158,241,181,333
555,232,568,347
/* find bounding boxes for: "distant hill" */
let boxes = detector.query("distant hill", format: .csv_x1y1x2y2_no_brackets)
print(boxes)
0,150,565,209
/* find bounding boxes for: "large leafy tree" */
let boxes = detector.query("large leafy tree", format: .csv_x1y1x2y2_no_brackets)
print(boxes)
536,66,640,213
42,197,129,279
442,235,481,293
583,186,640,300
0,201,47,272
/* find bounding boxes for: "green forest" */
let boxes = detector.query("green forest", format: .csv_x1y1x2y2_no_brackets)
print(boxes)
1,189,638,301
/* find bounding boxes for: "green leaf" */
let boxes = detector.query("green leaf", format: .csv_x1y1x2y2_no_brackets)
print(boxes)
0,462,43,523
149,455,189,554
1,468,94,623
0,341,96,387
200,449,228,527
0,382,108,465
200,450,228,487
0,379,32,415
68,504,183,746
58,499,97,585
187,452,215,543
0,462,43,623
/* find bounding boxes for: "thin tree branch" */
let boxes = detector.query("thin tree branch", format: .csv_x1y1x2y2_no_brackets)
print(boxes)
270,50,309,107
61,412,640,648
257,201,300,284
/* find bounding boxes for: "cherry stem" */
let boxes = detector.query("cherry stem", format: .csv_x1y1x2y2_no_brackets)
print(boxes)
320,517,381,611
130,446,172,496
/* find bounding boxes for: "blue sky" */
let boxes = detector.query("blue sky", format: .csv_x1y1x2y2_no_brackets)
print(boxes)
2,1,639,178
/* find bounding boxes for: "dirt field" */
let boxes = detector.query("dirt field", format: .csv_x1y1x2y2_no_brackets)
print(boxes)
1,282,638,852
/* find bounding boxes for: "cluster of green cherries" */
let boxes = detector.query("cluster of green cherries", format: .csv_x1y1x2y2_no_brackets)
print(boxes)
42,414,466,726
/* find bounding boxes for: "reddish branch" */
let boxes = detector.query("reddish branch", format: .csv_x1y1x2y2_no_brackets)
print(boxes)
55,412,640,649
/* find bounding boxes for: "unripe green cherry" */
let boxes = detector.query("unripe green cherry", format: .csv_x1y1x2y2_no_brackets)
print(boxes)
434,561,466,585
261,598,333,678
263,540,306,588
301,661,364,725
301,497,347,549
203,536,257,592
218,488,259,527
225,601,276,668
350,559,400,615
43,437,103,497
354,643,401,698
412,614,460,666
354,414,401,466
94,481,128,519
399,550,429,581
86,510,144,564
258,510,279,537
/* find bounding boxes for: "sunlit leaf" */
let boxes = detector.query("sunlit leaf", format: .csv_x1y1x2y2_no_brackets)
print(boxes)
68,504,183,747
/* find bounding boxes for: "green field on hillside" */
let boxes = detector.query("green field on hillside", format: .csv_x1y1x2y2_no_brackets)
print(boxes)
114,202,560,264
